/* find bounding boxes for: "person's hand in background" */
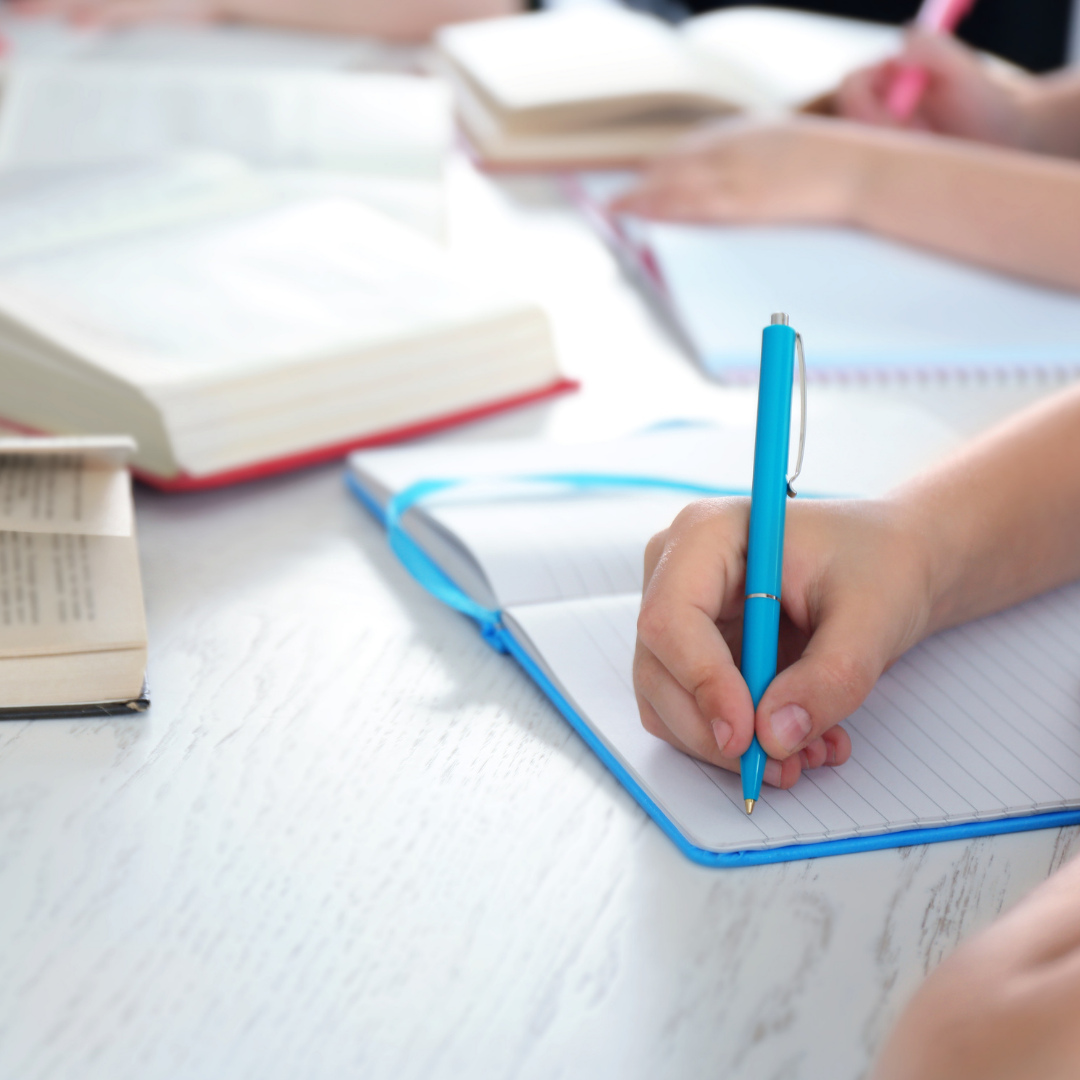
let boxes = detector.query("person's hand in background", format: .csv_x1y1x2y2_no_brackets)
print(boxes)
5,0,521,40
836,29,1037,148
872,853,1080,1080
611,116,868,225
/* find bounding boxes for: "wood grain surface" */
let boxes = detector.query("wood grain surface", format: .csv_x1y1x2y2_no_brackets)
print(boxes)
0,163,1073,1080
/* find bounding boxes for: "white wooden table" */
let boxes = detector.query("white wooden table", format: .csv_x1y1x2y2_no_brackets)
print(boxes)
1,163,1074,1080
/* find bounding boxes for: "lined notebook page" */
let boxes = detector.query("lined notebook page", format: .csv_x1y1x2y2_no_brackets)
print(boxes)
646,224,1080,381
505,582,1080,853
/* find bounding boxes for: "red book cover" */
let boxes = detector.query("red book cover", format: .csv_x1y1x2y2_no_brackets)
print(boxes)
120,377,579,491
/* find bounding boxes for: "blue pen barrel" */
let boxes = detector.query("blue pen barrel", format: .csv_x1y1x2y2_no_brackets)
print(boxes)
742,598,782,707
740,320,796,805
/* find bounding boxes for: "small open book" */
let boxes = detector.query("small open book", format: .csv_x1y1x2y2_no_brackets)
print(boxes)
0,435,148,717
349,427,1080,865
436,6,899,167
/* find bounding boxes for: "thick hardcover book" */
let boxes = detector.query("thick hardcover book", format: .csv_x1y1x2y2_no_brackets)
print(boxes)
0,158,570,487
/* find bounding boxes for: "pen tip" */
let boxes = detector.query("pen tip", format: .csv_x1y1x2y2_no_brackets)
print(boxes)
744,799,756,816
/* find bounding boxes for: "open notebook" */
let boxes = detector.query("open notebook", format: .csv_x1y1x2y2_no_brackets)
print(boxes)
348,427,1080,866
573,173,1080,383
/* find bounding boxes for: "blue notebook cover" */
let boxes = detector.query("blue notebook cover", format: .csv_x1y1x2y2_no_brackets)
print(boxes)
347,466,1080,867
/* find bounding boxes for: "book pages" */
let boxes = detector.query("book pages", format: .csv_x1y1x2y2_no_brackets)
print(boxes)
0,11,416,71
0,197,528,387
683,8,899,109
0,438,145,660
0,439,134,537
438,9,711,114
0,532,146,657
0,66,451,177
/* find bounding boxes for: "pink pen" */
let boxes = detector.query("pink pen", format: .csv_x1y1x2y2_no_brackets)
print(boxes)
886,0,978,120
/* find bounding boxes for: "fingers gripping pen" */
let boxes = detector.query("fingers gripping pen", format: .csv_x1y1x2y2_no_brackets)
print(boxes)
740,313,805,814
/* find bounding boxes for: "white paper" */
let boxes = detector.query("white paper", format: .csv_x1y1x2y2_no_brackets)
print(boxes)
0,196,525,385
507,582,1080,853
0,446,133,537
0,532,145,657
683,8,899,108
350,418,957,609
0,12,419,71
0,65,452,177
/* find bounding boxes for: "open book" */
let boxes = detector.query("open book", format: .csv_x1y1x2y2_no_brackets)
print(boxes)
0,63,453,239
436,6,900,167
573,172,1080,383
0,158,568,489
0,435,148,716
348,427,1080,865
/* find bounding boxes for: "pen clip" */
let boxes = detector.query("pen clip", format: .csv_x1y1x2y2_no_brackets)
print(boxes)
787,332,806,498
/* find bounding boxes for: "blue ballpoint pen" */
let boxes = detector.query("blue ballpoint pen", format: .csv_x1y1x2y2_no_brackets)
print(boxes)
740,313,806,815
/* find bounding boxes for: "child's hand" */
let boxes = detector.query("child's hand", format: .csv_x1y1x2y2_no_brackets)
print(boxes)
836,29,1036,148
872,854,1080,1079
633,497,935,788
610,116,868,225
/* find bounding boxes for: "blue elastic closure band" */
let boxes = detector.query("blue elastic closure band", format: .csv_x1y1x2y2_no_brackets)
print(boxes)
380,472,750,653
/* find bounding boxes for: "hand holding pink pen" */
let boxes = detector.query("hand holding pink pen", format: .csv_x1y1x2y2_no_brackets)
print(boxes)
886,0,978,120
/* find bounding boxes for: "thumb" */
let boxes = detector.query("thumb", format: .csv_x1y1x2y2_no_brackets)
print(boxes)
753,602,900,760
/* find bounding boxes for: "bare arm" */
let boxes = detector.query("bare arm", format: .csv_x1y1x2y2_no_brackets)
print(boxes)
613,117,1080,293
8,0,522,40
909,382,1080,633
851,126,1080,292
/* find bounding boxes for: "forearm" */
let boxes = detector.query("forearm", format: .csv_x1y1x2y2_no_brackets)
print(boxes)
1021,71,1080,157
894,383,1080,634
850,129,1080,292
220,0,520,40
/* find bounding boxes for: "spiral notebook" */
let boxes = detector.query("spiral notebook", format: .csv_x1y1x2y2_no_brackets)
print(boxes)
573,173,1080,384
347,426,1080,866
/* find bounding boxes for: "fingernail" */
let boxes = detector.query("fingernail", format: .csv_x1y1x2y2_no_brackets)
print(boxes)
711,719,733,755
825,742,837,765
764,760,783,787
768,703,812,754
